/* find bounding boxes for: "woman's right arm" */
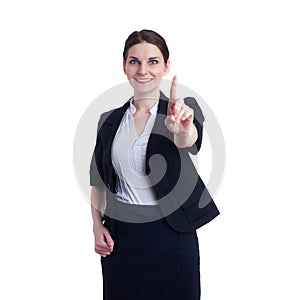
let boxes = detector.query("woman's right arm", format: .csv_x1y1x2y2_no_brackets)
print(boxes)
91,186,114,257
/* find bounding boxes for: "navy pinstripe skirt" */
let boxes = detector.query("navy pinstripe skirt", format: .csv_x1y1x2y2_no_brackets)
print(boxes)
101,212,200,300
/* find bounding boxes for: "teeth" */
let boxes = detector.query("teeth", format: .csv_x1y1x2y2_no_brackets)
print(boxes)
136,78,152,83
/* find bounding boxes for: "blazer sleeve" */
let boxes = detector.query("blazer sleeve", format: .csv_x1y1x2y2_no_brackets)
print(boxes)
183,97,205,155
89,114,105,187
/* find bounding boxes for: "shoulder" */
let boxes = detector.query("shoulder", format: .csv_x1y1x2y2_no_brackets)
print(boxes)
183,97,205,124
96,101,130,131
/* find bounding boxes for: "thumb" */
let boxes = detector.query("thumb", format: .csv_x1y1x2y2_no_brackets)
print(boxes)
104,231,114,247
165,115,175,126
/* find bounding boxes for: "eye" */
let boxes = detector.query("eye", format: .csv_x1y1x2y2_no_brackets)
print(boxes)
129,59,139,64
149,60,158,65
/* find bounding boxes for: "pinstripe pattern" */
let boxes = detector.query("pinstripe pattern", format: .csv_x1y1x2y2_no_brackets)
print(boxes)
101,216,200,300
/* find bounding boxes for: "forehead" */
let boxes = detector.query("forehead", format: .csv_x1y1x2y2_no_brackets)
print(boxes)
127,42,163,59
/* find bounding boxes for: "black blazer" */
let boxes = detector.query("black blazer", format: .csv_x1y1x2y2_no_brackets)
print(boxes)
90,91,220,233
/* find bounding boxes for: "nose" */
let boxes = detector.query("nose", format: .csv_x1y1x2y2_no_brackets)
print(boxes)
138,62,148,76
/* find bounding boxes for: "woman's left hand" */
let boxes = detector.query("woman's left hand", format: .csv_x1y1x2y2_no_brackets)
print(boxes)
165,76,197,148
165,75,194,135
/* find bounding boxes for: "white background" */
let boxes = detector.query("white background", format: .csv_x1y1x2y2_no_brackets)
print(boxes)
1,0,299,299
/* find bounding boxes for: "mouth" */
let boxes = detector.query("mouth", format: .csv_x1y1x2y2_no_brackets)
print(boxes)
134,78,154,84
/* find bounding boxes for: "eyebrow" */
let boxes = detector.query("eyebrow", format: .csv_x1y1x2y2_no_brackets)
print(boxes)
128,56,161,60
148,57,161,60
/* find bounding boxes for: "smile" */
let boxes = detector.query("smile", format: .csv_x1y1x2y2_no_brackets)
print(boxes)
134,78,154,83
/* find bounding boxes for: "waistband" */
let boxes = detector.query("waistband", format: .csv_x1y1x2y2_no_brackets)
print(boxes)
104,197,164,223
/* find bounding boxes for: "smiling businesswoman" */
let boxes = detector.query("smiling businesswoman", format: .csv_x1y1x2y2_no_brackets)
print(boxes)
89,29,220,300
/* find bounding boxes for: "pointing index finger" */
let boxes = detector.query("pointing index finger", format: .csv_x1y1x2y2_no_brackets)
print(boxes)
170,75,178,103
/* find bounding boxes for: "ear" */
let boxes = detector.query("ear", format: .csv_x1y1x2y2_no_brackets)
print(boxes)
163,59,170,75
123,60,127,74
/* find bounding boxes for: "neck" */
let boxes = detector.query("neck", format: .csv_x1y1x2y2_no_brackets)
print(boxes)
133,89,160,112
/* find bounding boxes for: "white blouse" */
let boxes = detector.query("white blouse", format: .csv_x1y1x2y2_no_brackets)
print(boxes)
111,98,159,205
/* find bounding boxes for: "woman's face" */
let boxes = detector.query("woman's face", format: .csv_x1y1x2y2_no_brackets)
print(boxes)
123,42,170,96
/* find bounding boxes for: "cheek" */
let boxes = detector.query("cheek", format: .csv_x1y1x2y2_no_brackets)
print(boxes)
152,67,166,77
124,65,136,76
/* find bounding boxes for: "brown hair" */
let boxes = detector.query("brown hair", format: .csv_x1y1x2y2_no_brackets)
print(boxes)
123,29,169,64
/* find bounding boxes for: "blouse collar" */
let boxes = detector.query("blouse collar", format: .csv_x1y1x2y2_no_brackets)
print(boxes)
129,98,159,115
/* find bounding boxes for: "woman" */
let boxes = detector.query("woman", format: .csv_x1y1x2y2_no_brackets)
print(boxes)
90,29,219,300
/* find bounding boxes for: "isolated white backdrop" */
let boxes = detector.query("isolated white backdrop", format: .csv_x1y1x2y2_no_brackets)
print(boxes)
1,0,299,299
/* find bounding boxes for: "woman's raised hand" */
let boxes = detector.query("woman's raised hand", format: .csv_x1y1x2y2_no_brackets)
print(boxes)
165,76,194,135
